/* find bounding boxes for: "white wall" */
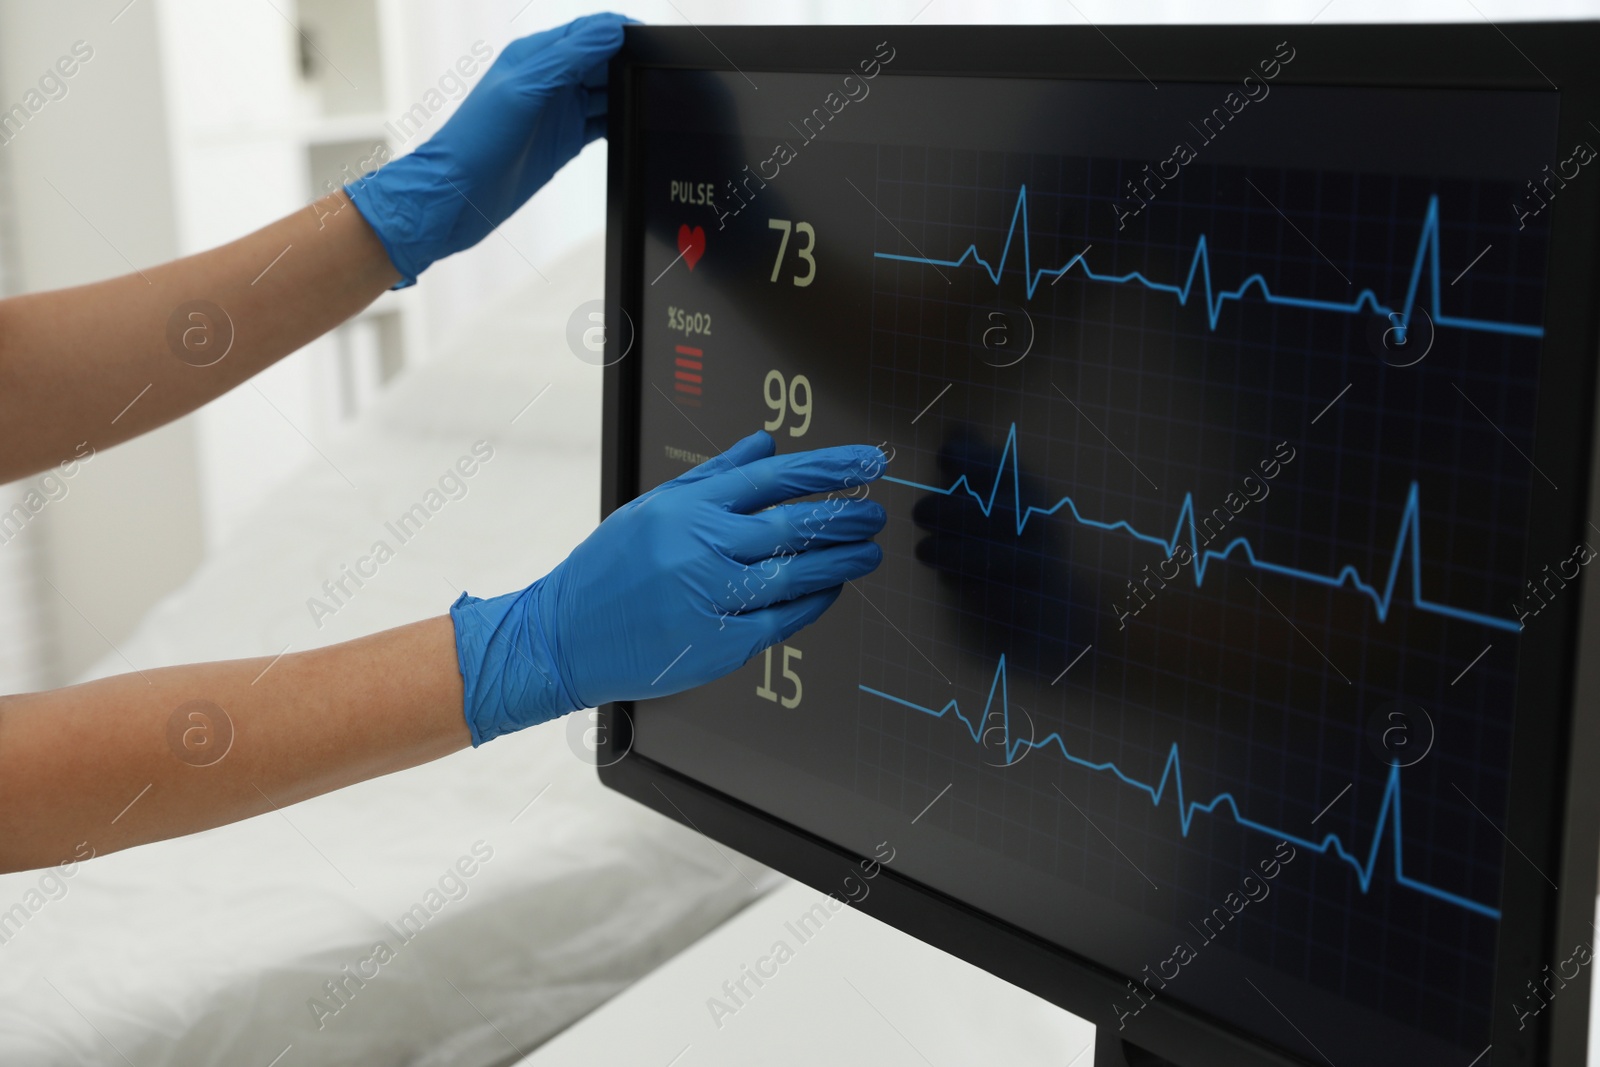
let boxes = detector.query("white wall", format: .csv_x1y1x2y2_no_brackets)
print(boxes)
0,0,203,687
0,111,48,693
155,0,343,553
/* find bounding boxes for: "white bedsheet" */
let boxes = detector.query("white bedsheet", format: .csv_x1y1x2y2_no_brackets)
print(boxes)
0,237,775,1066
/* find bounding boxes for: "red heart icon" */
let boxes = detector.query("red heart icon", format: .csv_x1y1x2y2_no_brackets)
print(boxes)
677,224,706,271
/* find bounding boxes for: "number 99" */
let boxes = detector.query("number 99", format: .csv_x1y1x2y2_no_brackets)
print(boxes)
762,370,812,437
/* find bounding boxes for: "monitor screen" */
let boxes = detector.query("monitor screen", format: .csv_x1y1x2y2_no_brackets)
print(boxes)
627,58,1559,1066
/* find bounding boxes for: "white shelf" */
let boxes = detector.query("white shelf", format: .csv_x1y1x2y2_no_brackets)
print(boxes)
185,117,389,149
159,0,419,552
299,111,392,145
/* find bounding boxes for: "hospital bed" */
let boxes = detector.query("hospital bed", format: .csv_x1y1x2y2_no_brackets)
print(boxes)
0,236,777,1067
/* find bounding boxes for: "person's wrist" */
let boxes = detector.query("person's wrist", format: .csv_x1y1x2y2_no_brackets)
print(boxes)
449,581,582,746
327,189,405,291
344,151,462,289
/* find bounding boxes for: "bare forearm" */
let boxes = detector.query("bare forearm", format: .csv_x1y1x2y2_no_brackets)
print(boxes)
0,190,400,482
0,616,469,874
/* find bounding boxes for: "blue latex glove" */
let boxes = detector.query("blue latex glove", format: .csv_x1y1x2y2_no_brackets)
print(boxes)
450,431,889,745
347,13,630,286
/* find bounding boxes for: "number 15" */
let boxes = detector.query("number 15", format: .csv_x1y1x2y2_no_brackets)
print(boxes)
756,645,802,708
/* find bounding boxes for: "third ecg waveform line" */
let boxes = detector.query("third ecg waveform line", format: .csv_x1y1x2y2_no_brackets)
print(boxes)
858,656,1500,919
874,186,1544,339
884,423,1522,633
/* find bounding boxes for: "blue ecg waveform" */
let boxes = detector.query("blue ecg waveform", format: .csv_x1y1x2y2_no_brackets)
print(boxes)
859,656,1500,919
884,423,1521,633
874,186,1544,339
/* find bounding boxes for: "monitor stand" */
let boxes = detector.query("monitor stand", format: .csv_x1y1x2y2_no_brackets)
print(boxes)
1096,1032,1184,1066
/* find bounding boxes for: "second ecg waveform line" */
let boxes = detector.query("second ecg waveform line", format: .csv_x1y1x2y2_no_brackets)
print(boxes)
874,186,1544,339
858,655,1501,920
882,424,1522,633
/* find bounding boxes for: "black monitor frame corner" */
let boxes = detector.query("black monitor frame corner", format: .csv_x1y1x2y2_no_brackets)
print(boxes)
599,22,1600,1066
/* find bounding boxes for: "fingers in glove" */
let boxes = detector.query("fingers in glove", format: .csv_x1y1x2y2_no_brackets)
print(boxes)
504,13,629,92
698,444,887,514
637,429,775,502
582,63,608,138
726,539,882,612
729,584,845,657
721,498,887,561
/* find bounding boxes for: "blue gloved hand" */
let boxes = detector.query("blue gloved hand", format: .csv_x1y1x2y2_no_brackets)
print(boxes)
450,431,889,745
347,13,630,287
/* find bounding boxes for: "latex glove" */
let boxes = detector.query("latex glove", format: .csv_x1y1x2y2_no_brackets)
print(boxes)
451,431,889,745
347,12,630,286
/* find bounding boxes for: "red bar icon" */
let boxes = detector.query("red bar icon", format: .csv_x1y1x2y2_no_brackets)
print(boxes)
673,343,703,404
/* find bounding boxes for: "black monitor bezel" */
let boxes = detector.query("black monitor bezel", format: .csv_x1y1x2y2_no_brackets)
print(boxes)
598,22,1600,1066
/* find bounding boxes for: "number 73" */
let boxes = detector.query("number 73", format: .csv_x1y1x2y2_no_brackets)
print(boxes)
768,219,816,287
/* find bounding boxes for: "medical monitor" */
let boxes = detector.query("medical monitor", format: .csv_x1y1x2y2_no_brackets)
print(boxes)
599,22,1600,1066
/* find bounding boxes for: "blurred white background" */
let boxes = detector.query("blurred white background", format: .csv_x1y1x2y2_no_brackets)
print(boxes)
1,0,1597,690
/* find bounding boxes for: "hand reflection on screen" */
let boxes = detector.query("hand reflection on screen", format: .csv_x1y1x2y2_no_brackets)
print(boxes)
909,423,1090,682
